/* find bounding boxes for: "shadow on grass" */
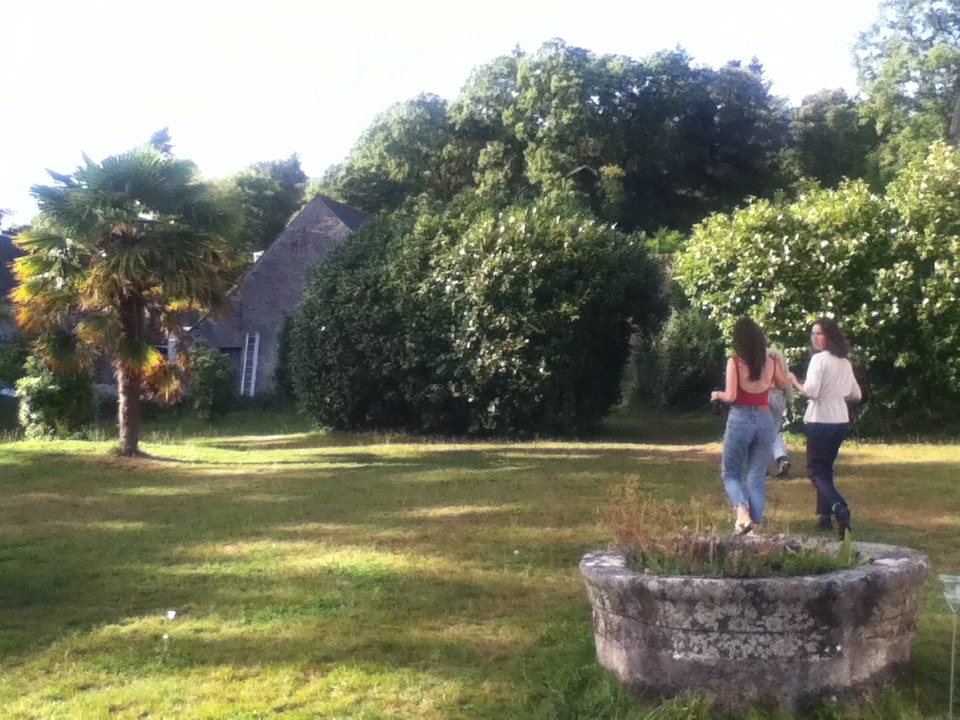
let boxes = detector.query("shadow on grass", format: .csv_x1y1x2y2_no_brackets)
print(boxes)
0,426,958,717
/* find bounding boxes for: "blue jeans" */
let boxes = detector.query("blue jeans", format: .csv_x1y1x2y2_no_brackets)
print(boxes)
722,406,777,523
805,423,849,517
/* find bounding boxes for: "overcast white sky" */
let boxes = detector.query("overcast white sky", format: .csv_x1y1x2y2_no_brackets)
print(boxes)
1,0,882,228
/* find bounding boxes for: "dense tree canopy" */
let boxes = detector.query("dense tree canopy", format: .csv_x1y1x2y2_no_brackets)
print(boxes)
327,94,464,212
322,41,792,235
784,89,882,188
215,154,307,254
856,0,960,175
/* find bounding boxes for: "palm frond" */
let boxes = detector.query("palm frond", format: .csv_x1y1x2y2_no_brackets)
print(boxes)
16,304,64,335
35,332,94,375
143,359,184,404
116,339,164,374
77,315,120,347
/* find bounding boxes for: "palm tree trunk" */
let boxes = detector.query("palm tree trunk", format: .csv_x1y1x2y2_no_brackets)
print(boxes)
116,295,143,457
116,363,142,456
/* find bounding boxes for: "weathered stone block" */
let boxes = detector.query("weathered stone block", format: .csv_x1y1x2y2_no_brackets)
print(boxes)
580,539,929,712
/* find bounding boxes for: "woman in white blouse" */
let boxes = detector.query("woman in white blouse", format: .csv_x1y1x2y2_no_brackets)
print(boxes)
790,317,862,537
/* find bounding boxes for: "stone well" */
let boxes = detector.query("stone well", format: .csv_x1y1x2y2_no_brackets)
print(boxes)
580,538,930,712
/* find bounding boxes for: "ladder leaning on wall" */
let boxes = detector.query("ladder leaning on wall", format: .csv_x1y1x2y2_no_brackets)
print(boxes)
240,332,260,397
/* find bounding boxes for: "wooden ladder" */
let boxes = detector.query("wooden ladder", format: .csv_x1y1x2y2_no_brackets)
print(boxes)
240,332,260,397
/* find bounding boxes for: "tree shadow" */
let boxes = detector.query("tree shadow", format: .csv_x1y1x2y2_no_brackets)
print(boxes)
1,436,956,716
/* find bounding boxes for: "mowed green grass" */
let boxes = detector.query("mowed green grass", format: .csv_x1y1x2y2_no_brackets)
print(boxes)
0,410,958,719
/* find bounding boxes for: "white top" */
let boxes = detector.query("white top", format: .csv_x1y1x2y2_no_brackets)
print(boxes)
803,351,862,424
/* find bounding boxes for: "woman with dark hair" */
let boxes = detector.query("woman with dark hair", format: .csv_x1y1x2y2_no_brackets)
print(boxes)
711,318,787,534
790,317,862,537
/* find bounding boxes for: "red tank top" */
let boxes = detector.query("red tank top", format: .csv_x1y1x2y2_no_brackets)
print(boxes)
733,356,770,406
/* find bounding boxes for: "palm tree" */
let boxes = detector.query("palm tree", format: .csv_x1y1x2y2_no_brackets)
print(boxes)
12,139,241,455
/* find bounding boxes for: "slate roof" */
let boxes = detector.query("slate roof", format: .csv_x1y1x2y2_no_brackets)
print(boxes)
318,193,367,231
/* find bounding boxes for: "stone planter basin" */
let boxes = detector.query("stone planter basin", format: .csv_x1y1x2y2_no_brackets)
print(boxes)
580,538,930,712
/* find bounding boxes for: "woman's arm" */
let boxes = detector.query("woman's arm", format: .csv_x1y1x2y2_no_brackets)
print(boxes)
788,372,803,393
770,352,789,390
711,358,738,403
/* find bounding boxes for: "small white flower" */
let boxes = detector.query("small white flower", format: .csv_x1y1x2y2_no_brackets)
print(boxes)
513,550,520,556
162,633,170,641
166,610,178,621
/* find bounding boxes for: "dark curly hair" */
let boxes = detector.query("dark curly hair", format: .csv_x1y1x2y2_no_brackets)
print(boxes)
814,316,850,359
732,318,767,381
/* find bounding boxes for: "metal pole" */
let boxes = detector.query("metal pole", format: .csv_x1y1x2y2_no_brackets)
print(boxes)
951,611,956,720
941,575,960,720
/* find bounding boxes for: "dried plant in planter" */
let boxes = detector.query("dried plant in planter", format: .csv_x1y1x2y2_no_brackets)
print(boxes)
604,478,868,577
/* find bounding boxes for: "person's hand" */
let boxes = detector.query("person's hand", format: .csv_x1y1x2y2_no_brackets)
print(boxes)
711,391,719,401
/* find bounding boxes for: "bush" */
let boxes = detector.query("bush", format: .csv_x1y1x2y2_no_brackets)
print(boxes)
674,142,960,435
629,308,726,410
188,342,237,420
15,355,96,438
0,334,30,386
292,191,667,435
291,215,419,430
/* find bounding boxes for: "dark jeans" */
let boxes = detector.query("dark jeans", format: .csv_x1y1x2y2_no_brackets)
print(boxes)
805,422,849,516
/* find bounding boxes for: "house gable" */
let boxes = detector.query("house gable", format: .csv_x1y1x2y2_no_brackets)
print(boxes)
193,194,366,394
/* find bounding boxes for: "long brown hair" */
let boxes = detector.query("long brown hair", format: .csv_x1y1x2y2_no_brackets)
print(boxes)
733,318,767,381
815,316,850,359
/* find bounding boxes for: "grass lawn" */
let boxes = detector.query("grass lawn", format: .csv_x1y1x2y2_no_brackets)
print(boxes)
0,408,958,719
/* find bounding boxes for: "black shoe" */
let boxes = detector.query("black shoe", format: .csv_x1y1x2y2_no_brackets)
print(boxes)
816,515,833,533
775,457,791,479
833,503,853,539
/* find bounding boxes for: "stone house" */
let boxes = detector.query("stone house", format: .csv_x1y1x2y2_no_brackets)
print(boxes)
191,194,366,396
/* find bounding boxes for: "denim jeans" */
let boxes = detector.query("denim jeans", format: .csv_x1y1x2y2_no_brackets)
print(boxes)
722,406,777,523
805,422,849,517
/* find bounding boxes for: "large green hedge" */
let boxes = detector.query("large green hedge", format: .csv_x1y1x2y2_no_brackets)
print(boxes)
291,192,666,435
675,142,960,434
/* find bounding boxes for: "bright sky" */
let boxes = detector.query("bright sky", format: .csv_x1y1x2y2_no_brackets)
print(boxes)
1,0,882,229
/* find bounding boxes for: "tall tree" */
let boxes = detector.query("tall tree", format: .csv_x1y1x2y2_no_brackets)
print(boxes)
330,94,462,212
329,41,792,233
12,140,241,455
856,0,960,174
216,154,308,253
785,89,882,188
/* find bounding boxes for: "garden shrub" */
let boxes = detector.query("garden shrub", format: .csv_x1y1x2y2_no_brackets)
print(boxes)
291,214,421,430
630,308,726,410
292,191,667,435
674,142,960,435
0,333,29,386
15,355,96,438
187,341,237,420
